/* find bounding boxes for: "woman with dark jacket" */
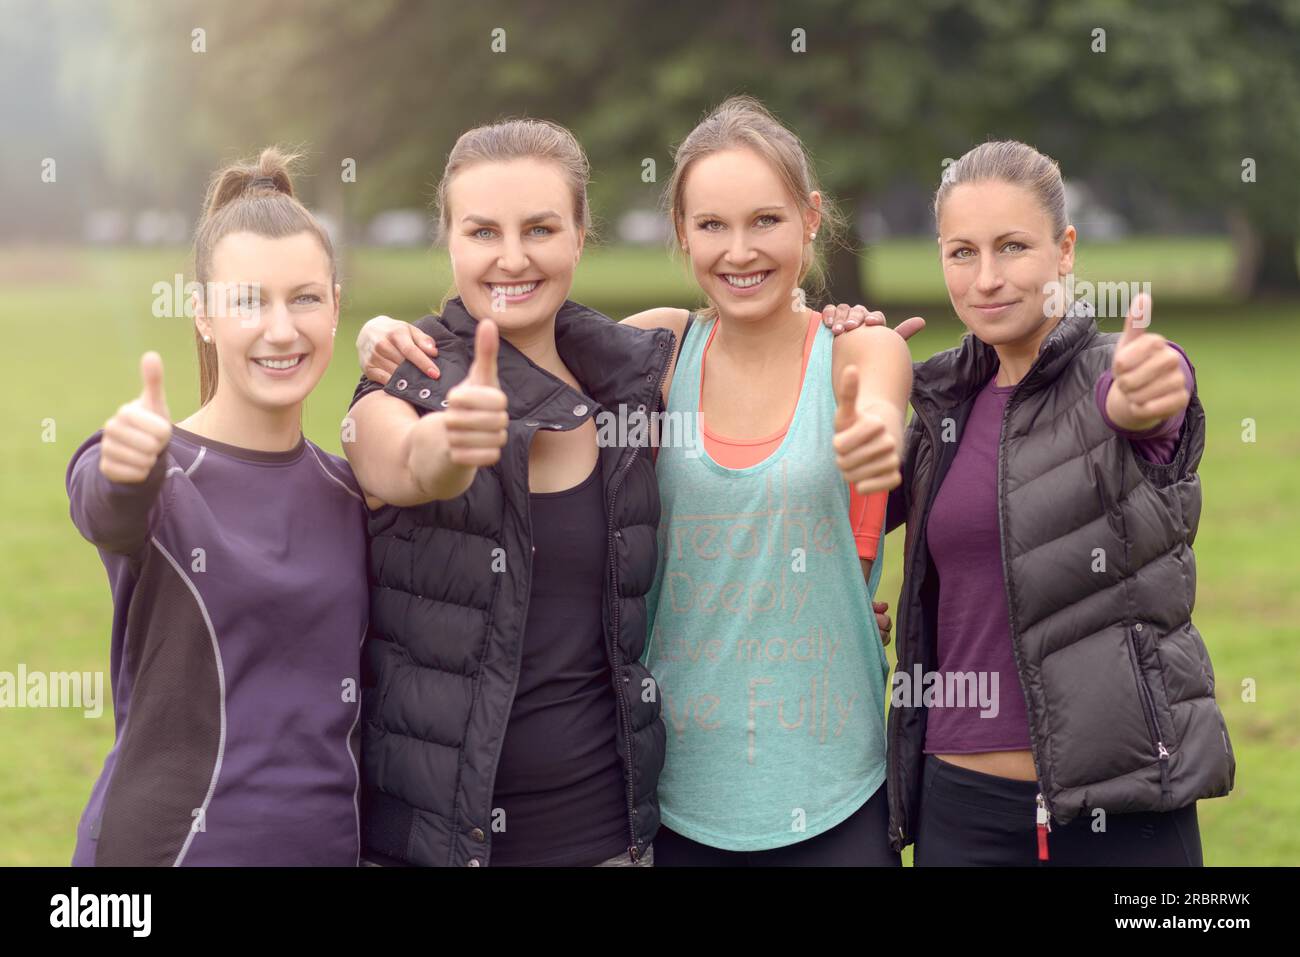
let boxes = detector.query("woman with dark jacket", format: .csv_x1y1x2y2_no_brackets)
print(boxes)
344,119,674,867
863,141,1234,865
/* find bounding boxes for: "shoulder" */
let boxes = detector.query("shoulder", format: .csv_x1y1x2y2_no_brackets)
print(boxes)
621,307,691,337
303,440,366,504
830,321,912,369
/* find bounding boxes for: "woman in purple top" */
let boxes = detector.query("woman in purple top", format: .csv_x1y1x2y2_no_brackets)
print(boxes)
834,141,1226,865
66,148,369,866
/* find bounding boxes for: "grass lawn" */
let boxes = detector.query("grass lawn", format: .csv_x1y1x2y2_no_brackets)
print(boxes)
0,240,1294,865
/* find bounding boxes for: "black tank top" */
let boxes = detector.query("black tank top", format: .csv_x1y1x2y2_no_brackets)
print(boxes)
488,460,628,866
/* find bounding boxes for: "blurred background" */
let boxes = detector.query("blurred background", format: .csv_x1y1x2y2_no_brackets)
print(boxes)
1,0,1296,865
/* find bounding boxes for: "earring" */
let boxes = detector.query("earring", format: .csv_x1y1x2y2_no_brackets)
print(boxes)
202,335,211,343
331,327,337,338
809,231,817,241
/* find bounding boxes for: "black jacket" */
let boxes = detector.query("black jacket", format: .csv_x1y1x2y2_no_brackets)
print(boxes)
349,297,674,866
885,300,1234,851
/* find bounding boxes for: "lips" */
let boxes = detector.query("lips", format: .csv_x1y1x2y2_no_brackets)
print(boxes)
486,279,544,304
718,270,772,295
250,353,307,377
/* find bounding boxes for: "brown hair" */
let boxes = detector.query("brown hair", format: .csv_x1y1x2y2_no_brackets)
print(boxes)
434,118,592,242
192,146,337,405
665,95,845,315
934,140,1068,239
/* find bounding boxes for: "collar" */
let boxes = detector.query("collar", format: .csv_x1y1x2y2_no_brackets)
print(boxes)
384,297,676,428
912,297,1097,417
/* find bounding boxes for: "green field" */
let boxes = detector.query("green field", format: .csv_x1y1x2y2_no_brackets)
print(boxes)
1,240,1295,865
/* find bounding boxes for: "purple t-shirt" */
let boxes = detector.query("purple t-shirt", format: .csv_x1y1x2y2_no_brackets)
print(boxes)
66,425,369,865
922,346,1194,754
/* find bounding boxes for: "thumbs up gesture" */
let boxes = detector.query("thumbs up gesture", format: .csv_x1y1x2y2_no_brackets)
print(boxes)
832,364,901,495
99,352,174,483
443,319,509,467
1106,294,1190,432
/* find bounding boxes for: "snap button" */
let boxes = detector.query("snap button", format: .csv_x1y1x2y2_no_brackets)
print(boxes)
1135,623,1143,632
470,827,485,842
440,399,450,408
467,858,481,867
418,388,431,399
637,404,647,414
395,378,408,390
573,404,588,416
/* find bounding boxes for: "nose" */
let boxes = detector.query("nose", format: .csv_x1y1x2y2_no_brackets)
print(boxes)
497,234,529,274
726,229,758,268
261,298,298,346
974,252,1004,295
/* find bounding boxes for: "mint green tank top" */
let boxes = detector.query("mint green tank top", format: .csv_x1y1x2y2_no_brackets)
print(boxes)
644,314,890,852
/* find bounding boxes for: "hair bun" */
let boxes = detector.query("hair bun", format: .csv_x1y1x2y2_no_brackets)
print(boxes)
248,175,279,191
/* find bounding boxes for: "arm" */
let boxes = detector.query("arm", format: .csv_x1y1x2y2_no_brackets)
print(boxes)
831,324,914,479
621,306,690,408
357,315,440,384
345,319,508,508
68,352,174,555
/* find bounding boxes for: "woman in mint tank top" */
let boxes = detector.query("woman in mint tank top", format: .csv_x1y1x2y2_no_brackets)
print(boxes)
624,96,914,865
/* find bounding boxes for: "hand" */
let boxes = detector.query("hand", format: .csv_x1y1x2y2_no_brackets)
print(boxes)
1105,293,1189,432
833,364,901,495
359,315,439,384
99,352,173,483
442,319,508,468
874,601,892,646
820,303,925,341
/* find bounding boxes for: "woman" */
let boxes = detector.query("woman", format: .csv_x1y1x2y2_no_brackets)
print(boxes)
344,118,674,867
862,140,1234,865
66,148,368,866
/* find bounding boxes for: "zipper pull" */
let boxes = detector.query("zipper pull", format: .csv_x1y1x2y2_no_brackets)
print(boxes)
1157,741,1173,804
1035,792,1050,862
628,844,640,864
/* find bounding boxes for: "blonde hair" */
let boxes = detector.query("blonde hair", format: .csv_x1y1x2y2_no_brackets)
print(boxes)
665,95,845,315
192,146,336,405
934,140,1068,239
434,117,592,241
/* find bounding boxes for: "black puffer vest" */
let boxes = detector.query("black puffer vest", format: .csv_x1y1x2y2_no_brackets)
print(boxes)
884,300,1234,852
352,297,673,866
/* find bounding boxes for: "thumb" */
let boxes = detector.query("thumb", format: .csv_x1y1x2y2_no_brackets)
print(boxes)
834,364,861,431
468,319,500,387
1120,293,1152,346
139,351,169,418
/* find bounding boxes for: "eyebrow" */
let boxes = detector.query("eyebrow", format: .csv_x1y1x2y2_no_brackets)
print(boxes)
944,230,1033,245
462,210,563,227
692,205,787,219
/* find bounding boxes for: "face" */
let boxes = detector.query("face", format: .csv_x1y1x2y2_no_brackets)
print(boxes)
678,147,820,322
195,230,339,411
938,179,1076,347
445,158,583,332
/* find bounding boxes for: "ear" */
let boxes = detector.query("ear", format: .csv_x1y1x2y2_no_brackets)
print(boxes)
674,216,689,251
1057,224,1077,276
805,191,823,239
192,288,212,341
333,283,342,325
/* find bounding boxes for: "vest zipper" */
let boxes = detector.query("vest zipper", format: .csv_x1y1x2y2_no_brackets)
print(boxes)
1127,625,1173,808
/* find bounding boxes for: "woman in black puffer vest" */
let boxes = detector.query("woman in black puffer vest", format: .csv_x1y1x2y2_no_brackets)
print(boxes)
344,120,675,867
868,142,1233,865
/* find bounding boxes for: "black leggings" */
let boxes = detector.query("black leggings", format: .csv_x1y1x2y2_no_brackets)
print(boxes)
654,783,899,866
914,755,1203,866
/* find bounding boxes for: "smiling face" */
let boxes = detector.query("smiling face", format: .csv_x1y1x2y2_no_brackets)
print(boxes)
195,230,338,411
677,147,819,322
444,158,583,332
938,179,1076,347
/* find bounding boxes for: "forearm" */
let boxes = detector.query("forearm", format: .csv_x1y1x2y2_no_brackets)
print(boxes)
345,394,474,507
67,441,167,555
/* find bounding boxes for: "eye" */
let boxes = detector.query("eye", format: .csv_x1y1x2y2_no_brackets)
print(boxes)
472,227,495,240
697,219,723,232
293,293,323,305
528,225,554,237
1002,241,1027,253
755,214,781,227
949,247,974,260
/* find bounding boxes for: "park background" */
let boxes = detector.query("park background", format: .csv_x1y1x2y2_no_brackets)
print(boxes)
1,0,1296,865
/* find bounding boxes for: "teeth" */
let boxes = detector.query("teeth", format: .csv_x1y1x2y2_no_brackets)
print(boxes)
490,281,539,297
723,272,769,288
254,356,302,370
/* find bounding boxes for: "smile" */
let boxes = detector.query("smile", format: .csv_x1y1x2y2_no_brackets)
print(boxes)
250,354,306,375
719,270,771,291
487,280,543,301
